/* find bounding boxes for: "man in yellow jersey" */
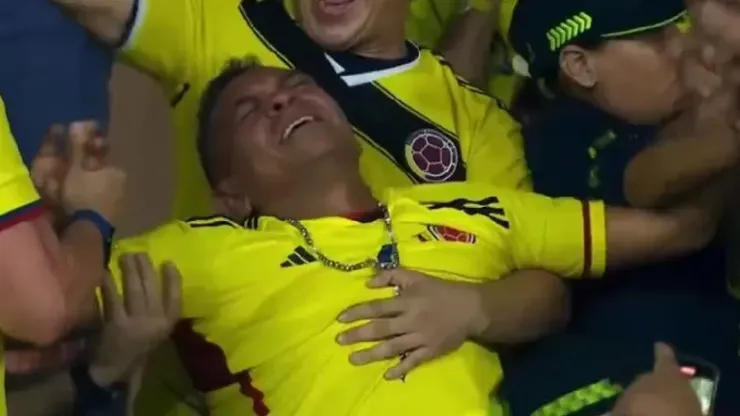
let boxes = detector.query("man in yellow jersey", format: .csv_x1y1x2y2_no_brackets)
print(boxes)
51,0,530,412
0,100,126,415
54,0,529,219
66,61,718,416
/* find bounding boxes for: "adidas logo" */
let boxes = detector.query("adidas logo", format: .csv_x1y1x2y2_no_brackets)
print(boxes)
280,246,317,268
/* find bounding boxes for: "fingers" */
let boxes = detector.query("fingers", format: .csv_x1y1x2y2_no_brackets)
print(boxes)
120,254,147,314
338,297,404,323
347,334,422,367
383,348,430,381
135,254,161,313
160,262,183,321
367,269,417,289
100,272,125,321
32,124,66,192
83,135,109,170
67,121,98,167
653,342,679,372
337,318,405,345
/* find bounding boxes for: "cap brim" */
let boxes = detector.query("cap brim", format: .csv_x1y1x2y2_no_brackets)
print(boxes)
601,10,689,39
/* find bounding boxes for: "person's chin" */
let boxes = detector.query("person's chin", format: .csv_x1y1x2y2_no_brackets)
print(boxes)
309,28,361,52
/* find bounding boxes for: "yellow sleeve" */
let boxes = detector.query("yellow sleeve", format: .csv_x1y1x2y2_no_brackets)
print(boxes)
0,96,41,228
501,191,607,277
119,0,204,94
465,97,532,190
106,221,217,318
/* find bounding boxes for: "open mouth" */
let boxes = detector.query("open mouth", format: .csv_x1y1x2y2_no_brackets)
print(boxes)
318,0,356,15
281,115,316,142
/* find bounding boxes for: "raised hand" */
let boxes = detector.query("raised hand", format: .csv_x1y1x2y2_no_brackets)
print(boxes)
89,254,182,386
60,121,126,223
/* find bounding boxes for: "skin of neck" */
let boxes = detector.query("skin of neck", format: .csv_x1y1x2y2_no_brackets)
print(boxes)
350,31,407,60
256,159,378,220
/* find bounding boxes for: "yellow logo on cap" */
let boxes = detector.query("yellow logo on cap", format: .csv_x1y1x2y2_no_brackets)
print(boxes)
546,12,593,51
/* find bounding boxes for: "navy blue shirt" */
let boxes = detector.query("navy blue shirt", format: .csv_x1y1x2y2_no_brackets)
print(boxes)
524,95,729,343
0,0,112,162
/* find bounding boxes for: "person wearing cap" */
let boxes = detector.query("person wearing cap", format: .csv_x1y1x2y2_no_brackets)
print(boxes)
501,0,740,413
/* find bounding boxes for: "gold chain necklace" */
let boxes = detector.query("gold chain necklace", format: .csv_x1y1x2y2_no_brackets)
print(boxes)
281,204,400,271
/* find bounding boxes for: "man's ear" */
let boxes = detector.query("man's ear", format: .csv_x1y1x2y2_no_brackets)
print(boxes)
212,179,253,219
560,44,598,88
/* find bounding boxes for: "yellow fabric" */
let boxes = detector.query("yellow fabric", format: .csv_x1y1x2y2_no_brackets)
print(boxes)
0,95,41,416
110,182,605,416
120,0,530,220
0,96,40,223
405,0,465,49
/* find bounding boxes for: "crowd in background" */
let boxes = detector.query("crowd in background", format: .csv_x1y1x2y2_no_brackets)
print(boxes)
1,0,740,415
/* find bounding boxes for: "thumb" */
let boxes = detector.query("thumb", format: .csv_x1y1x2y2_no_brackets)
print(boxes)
67,121,98,168
653,342,678,372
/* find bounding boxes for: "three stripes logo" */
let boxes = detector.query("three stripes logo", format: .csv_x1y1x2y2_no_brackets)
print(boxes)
280,246,317,268
546,12,593,51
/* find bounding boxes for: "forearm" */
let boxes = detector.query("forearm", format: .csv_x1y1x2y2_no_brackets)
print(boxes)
56,220,106,327
606,180,726,269
469,269,570,345
624,126,738,209
437,3,499,87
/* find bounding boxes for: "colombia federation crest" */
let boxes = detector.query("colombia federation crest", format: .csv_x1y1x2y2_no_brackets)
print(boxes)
404,129,460,182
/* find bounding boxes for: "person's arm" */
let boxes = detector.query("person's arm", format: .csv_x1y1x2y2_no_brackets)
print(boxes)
470,268,570,345
6,256,181,416
436,0,500,87
0,114,120,346
0,217,106,346
53,0,200,95
496,187,717,278
624,85,739,208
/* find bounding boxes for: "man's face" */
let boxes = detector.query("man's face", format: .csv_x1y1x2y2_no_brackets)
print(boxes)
212,66,358,203
589,26,689,124
294,0,408,53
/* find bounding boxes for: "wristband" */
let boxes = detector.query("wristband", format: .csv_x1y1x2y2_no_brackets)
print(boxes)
69,209,115,264
70,363,127,415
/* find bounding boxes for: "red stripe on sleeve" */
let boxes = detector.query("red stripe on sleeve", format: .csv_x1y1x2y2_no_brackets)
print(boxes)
0,202,44,233
581,200,593,278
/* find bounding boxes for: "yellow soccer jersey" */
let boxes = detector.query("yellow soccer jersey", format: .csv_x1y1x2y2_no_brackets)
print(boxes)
0,96,43,416
110,182,605,416
120,0,529,219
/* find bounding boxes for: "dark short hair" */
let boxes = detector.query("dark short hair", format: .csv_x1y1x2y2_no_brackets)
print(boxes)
196,57,259,188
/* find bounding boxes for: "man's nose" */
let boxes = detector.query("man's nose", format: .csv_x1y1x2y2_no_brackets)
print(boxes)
266,89,294,116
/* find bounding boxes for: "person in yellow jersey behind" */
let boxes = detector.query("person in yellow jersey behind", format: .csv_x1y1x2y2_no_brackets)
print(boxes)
0,99,125,415
63,61,719,416
54,0,530,220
